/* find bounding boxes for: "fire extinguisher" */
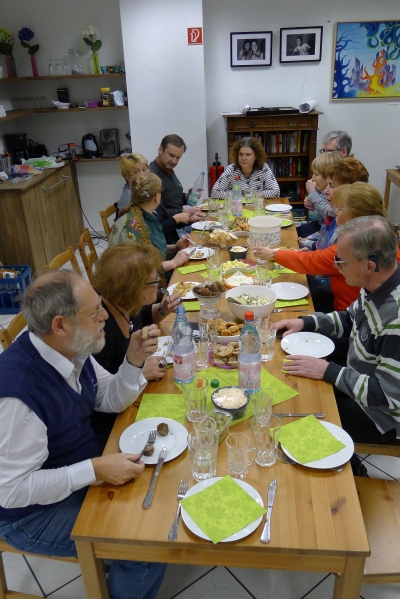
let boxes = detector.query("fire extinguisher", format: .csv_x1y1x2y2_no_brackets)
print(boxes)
208,152,224,195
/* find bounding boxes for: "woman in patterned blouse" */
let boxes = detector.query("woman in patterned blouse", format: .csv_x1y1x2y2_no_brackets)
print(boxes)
211,136,280,199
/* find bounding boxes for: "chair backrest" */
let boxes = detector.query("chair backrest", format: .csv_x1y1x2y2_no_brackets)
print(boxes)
100,202,119,240
77,228,98,285
0,311,28,350
47,246,81,275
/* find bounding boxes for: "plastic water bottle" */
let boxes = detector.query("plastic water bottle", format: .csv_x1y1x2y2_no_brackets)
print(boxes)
238,311,261,393
232,175,243,216
315,224,331,283
187,171,205,206
172,304,195,383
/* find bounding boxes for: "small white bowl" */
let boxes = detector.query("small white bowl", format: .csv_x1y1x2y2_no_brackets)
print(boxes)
52,101,71,110
225,285,277,320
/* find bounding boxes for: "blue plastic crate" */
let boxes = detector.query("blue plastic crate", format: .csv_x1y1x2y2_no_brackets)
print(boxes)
0,265,31,314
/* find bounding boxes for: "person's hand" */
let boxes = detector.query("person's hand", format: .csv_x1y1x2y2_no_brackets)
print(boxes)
252,246,274,261
176,236,191,251
306,179,317,194
92,453,145,484
189,211,205,223
303,197,314,210
282,355,328,380
173,212,191,225
183,205,200,215
172,250,190,267
160,292,181,316
275,318,305,337
126,324,160,368
143,355,167,381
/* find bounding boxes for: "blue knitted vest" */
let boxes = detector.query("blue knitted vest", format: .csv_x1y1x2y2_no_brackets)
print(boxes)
0,332,98,519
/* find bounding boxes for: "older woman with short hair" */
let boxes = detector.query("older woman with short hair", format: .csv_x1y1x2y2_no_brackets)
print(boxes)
211,136,280,199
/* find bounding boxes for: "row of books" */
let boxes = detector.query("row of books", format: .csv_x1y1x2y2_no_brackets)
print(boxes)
268,156,308,178
233,131,309,154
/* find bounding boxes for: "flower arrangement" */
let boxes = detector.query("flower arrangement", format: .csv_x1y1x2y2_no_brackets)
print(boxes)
18,27,39,55
0,27,14,56
83,25,102,74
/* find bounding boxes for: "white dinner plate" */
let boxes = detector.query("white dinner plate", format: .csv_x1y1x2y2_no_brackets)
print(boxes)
188,247,212,260
265,204,293,212
119,417,188,464
181,477,264,542
281,421,354,469
271,282,309,300
152,336,172,364
281,332,335,358
167,282,197,300
191,220,222,230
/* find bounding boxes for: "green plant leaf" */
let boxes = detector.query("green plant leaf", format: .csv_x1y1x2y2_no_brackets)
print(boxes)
91,40,102,52
21,40,30,49
83,37,92,47
29,44,39,56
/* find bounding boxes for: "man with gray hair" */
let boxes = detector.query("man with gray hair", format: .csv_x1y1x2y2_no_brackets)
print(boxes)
275,216,400,470
0,269,166,599
320,130,352,157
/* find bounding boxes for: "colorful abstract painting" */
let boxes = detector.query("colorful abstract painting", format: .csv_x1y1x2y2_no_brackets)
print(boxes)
332,21,400,99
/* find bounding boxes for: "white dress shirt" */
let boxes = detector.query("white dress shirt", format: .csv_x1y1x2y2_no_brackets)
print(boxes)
0,333,147,510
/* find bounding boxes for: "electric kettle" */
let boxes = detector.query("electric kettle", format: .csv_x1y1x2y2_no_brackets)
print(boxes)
82,133,100,158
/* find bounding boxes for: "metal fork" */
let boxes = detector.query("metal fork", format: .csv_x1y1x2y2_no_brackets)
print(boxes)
277,448,342,472
168,479,188,541
138,429,157,460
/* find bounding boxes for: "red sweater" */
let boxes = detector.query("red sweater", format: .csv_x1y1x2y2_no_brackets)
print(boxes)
274,246,400,311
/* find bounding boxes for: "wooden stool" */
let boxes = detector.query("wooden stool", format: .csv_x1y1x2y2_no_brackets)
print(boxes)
0,538,78,599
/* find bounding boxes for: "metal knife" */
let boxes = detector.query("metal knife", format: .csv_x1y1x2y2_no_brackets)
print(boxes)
261,479,276,544
274,413,325,419
142,446,167,509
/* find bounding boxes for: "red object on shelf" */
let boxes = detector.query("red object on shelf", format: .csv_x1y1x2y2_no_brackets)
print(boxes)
30,56,39,77
209,153,224,195
5,55,17,78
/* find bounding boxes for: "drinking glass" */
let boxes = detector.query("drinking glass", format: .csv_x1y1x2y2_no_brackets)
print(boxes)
206,264,222,285
53,59,62,76
255,319,276,361
194,334,209,370
253,193,265,216
187,426,219,481
207,247,220,268
208,198,220,219
224,191,233,213
199,308,220,347
243,189,254,206
182,376,208,421
251,415,281,467
254,264,272,287
226,433,255,480
218,209,230,231
252,388,273,424
248,232,268,265
48,59,55,76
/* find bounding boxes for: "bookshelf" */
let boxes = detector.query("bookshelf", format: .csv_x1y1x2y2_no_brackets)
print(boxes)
223,110,321,204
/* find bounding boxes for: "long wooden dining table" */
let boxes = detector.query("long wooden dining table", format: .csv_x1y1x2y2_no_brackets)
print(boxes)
71,200,370,599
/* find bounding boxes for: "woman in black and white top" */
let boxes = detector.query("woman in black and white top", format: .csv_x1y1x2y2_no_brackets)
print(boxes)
211,136,280,199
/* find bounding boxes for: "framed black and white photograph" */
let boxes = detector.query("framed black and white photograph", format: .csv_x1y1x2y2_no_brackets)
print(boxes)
279,27,323,63
231,31,272,67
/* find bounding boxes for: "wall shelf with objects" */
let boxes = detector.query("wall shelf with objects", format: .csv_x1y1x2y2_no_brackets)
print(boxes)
0,74,125,82
223,111,321,203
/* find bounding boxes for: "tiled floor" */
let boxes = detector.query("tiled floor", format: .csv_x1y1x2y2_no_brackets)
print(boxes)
1,236,400,597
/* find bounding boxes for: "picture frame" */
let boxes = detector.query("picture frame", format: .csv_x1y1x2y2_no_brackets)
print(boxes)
279,27,323,63
230,32,272,67
332,20,400,100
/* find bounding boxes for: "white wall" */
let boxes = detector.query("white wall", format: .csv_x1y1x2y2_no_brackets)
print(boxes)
119,0,208,192
203,0,400,221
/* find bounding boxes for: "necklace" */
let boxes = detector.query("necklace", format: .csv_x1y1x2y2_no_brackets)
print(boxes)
109,301,134,335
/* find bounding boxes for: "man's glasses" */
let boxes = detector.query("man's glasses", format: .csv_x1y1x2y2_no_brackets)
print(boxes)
319,148,341,154
145,277,160,286
333,255,359,267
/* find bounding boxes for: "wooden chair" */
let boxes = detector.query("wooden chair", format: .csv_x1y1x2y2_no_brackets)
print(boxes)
100,202,119,240
47,246,81,275
77,228,98,285
0,311,27,350
355,442,400,458
0,538,78,599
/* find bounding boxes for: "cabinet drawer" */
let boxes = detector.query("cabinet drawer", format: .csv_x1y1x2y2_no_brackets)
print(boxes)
226,115,318,131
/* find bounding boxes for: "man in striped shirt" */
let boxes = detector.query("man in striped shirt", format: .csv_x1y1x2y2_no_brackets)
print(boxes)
276,215,400,448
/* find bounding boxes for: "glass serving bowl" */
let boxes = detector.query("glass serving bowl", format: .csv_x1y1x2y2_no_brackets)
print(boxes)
192,289,225,308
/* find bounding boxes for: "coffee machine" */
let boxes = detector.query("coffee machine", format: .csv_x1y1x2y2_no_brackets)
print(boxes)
5,133,30,164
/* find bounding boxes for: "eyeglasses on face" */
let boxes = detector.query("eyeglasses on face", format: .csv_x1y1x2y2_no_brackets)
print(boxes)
332,206,344,213
333,255,359,267
319,148,341,154
145,277,160,286
77,298,104,320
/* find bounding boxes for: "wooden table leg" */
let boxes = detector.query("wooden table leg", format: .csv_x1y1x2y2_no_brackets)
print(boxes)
384,174,391,212
332,557,365,599
75,540,110,599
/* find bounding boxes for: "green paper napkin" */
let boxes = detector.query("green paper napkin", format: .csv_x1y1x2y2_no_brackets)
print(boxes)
135,394,186,424
177,264,207,274
279,415,346,464
267,269,281,280
273,263,296,274
241,208,254,220
275,298,309,308
183,301,201,311
179,475,266,544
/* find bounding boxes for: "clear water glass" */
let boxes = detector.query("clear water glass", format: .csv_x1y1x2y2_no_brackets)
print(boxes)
252,388,273,423
255,319,276,361
251,415,281,467
207,247,220,268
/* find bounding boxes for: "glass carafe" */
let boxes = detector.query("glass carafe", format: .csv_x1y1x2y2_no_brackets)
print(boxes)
69,49,84,75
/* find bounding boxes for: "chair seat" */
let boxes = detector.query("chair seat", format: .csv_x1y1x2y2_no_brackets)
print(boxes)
355,477,400,583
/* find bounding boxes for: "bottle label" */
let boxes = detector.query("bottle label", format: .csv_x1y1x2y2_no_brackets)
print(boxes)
187,191,200,206
238,361,261,390
173,349,195,381
232,200,242,216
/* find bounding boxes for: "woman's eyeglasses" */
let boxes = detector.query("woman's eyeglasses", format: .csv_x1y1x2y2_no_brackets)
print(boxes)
145,277,160,286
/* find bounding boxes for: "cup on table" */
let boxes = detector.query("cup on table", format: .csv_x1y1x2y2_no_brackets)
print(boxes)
182,376,208,421
243,189,254,206
207,247,220,268
252,388,273,424
255,319,276,361
218,209,230,231
253,193,265,216
194,334,209,370
199,308,220,348
254,264,272,287
188,416,219,481
250,415,281,467
226,433,255,480
224,191,233,213
206,264,223,285
208,198,220,219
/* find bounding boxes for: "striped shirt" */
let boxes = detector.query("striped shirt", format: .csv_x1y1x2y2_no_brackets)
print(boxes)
303,264,400,437
211,163,280,199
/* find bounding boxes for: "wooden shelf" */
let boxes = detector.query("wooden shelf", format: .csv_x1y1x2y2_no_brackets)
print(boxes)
73,157,121,162
0,110,34,122
0,73,125,82
0,106,128,122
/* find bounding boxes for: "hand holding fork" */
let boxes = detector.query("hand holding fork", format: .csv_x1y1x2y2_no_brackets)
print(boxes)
136,429,157,462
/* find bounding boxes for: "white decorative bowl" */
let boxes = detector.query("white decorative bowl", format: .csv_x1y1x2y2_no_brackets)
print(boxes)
225,285,277,320
248,216,282,246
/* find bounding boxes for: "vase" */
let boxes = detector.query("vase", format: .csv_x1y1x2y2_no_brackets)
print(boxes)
30,55,39,77
5,55,17,78
92,51,100,75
